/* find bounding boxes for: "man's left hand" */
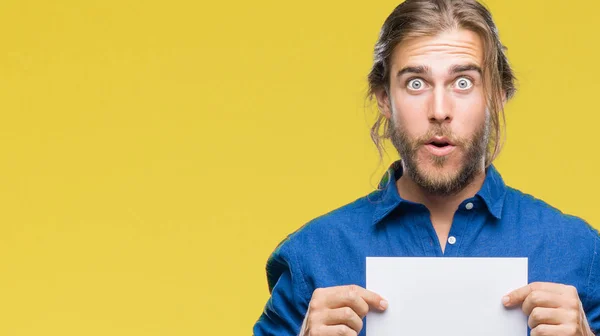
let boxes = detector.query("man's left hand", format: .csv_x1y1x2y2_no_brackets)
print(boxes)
503,282,594,336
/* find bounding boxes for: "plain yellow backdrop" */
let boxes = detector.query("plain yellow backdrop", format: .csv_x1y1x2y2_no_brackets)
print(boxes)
0,0,598,334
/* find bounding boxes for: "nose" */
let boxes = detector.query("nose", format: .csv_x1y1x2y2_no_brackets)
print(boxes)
428,86,453,124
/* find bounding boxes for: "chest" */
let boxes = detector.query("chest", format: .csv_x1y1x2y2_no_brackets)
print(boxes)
309,214,588,293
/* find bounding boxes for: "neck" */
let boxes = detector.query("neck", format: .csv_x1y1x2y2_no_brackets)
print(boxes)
396,164,487,216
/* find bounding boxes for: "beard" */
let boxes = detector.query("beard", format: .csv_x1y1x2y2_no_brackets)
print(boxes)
389,116,489,197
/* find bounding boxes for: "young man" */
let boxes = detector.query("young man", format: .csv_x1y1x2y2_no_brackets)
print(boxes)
253,0,600,335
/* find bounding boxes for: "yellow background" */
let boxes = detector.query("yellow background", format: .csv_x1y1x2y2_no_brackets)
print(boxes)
0,0,598,334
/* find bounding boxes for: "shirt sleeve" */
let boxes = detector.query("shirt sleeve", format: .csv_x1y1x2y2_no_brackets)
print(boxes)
253,238,311,336
584,229,600,334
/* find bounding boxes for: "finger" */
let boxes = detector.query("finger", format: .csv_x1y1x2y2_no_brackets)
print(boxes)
351,285,388,311
320,286,369,318
324,285,387,313
504,282,565,307
528,307,564,329
530,323,575,336
522,291,562,316
323,307,363,333
313,324,357,336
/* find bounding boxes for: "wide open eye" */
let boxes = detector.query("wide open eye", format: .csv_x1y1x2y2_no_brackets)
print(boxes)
455,77,473,90
407,78,426,91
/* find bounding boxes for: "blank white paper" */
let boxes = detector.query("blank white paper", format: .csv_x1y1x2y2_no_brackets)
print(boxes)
366,257,528,336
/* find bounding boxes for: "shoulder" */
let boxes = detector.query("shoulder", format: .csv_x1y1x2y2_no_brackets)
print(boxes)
265,194,378,288
504,186,600,244
276,194,379,251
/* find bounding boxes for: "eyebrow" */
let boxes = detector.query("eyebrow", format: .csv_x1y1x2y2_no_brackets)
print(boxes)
396,65,429,77
449,64,482,75
396,64,482,78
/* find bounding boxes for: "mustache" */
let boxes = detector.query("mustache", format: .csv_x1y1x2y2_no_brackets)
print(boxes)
415,126,465,146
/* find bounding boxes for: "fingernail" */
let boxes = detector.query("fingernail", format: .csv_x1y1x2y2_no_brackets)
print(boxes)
380,299,388,309
502,296,510,305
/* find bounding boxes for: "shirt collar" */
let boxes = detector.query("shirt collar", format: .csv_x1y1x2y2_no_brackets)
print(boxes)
371,160,507,226
476,164,507,219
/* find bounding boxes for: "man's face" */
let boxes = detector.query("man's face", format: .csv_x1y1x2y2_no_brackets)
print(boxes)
377,29,489,196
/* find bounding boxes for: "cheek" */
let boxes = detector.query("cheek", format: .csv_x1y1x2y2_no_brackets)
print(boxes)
392,93,430,136
453,94,487,134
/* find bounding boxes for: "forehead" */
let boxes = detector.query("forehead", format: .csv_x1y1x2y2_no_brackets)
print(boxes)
391,29,484,72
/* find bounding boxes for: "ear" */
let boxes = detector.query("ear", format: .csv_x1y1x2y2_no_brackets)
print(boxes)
374,87,392,120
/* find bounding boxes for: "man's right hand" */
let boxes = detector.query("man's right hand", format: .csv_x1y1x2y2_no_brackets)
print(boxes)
298,285,388,336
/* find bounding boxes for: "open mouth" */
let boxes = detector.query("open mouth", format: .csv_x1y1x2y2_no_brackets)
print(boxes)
425,137,455,156
429,139,450,148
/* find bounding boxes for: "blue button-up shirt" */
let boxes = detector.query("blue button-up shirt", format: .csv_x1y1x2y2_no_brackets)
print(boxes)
253,161,600,335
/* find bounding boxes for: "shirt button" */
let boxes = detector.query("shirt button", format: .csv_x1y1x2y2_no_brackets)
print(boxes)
448,236,457,245
465,202,474,210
